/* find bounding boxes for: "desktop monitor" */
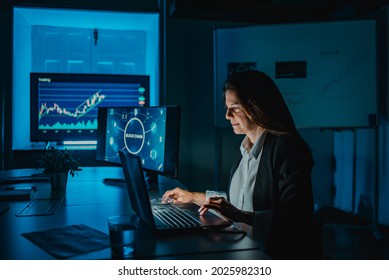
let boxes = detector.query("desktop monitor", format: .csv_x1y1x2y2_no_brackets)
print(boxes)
30,72,150,143
96,106,181,177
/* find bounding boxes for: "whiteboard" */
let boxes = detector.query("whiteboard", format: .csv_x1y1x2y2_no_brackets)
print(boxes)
214,20,377,129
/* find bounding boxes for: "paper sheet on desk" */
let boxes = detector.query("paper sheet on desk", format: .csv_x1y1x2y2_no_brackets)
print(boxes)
22,224,110,259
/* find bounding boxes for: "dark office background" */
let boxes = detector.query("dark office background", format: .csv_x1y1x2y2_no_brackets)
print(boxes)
1,0,389,246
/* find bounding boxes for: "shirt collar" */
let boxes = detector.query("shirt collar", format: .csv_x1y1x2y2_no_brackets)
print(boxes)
240,130,267,159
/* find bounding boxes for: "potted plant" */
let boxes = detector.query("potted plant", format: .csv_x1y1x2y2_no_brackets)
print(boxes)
38,147,81,189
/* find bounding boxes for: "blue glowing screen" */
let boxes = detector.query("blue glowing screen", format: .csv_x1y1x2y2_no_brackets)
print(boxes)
38,82,146,130
30,72,149,142
105,107,167,173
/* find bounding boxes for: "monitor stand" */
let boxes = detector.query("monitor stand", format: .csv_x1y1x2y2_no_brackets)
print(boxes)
145,172,158,190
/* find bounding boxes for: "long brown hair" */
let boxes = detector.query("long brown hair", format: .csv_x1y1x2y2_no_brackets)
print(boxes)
223,70,296,135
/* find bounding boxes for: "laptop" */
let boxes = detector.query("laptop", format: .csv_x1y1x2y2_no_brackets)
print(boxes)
119,150,231,233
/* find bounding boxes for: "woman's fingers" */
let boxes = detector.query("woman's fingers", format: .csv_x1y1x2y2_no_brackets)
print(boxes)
198,197,224,215
198,207,208,216
162,187,182,203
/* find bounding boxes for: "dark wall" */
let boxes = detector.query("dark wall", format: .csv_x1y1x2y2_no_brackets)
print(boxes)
1,1,13,170
166,18,245,190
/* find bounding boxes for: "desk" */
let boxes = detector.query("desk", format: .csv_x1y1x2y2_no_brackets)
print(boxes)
0,167,268,260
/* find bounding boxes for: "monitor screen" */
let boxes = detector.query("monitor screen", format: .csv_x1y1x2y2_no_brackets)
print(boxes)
96,106,181,177
30,72,150,142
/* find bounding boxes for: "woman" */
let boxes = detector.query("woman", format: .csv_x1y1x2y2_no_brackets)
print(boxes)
162,70,322,259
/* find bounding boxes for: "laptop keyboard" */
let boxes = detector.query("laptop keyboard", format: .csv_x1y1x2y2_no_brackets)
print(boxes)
152,203,201,228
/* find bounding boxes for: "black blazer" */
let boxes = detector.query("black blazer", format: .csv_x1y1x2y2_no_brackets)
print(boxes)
228,132,322,259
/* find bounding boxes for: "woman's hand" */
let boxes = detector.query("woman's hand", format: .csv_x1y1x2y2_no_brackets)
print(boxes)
162,187,205,204
199,197,254,225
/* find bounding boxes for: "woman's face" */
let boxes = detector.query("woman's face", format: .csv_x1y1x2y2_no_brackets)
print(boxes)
225,90,258,136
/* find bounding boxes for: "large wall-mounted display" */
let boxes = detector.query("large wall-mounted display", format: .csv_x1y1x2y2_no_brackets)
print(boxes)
214,19,377,129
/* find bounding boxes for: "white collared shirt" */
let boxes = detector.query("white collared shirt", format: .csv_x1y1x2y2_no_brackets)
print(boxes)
206,130,272,246
229,130,267,212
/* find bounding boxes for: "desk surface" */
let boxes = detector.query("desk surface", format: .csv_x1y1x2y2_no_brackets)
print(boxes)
0,167,268,260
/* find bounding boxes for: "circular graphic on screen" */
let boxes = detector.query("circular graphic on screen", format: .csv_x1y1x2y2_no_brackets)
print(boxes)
124,117,145,154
